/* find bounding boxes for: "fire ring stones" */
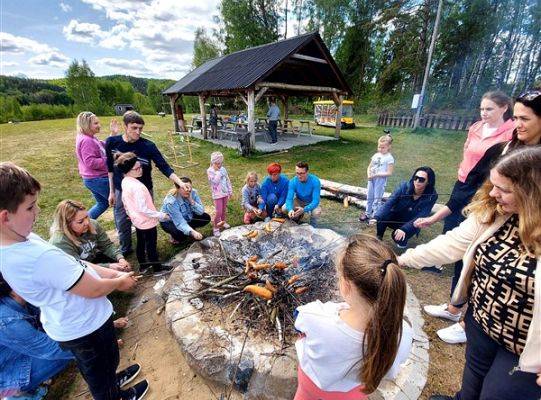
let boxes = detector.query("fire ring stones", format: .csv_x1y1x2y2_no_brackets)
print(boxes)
164,222,428,399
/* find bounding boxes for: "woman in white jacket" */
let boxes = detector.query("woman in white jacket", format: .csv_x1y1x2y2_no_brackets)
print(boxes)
399,146,541,400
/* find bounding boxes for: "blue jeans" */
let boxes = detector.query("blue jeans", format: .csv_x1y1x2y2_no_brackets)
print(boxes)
366,177,387,217
455,310,541,400
376,219,418,247
83,177,110,219
262,193,279,217
20,358,71,392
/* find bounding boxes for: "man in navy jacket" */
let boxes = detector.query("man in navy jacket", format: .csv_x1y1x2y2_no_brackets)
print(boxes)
371,166,437,248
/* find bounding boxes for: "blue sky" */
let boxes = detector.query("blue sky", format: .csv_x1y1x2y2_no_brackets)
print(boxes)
1,0,221,79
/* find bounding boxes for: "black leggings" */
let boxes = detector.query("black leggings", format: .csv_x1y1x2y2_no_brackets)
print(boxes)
135,226,158,266
455,309,541,400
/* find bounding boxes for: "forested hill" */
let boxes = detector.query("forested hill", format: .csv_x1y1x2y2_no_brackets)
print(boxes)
0,74,175,123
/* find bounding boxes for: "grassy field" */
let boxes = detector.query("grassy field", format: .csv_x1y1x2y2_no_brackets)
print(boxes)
1,114,468,398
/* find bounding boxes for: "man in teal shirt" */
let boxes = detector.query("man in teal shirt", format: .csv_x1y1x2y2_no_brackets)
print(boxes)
283,161,322,227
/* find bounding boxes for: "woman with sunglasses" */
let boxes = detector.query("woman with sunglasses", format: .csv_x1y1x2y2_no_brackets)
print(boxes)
399,146,541,400
369,166,437,248
413,91,515,344
75,112,120,220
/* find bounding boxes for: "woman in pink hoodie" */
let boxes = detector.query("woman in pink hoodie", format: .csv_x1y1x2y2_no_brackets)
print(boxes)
75,112,119,219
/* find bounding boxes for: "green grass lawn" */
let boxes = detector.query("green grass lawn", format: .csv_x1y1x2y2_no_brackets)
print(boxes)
1,114,468,398
0,114,465,260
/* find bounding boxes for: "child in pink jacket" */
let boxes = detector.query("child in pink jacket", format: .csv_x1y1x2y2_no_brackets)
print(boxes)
207,151,233,237
114,152,170,273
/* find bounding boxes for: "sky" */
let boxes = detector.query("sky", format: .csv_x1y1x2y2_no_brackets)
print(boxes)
0,0,223,80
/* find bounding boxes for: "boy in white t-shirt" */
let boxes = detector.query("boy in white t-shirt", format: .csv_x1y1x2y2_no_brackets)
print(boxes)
0,162,148,400
360,135,395,221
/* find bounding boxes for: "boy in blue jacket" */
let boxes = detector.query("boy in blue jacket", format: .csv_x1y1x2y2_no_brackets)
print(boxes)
259,163,289,221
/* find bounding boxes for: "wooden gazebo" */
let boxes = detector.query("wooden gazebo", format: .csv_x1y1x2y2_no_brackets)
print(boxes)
163,32,352,150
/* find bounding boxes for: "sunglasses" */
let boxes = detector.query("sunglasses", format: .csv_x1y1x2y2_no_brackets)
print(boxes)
517,90,540,102
413,175,427,183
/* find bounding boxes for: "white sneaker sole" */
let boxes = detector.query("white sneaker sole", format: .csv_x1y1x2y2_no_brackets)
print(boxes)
120,366,141,388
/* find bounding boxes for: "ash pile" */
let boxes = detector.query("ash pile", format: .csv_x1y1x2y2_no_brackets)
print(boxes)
162,220,345,400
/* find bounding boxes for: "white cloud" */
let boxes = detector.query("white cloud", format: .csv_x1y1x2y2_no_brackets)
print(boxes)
96,57,153,74
29,51,70,68
60,2,72,12
0,32,70,69
63,20,107,44
1,61,18,67
0,32,52,54
72,0,221,77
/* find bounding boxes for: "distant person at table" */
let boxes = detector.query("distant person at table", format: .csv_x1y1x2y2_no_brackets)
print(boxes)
283,161,322,227
209,104,219,139
160,177,211,243
260,162,289,221
241,171,266,224
369,166,437,248
75,111,120,220
267,98,280,144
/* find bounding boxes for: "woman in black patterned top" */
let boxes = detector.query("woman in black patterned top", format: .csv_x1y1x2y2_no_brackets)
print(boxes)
399,146,541,400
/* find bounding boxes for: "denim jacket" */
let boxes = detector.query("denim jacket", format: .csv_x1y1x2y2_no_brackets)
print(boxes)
0,296,73,392
161,190,205,235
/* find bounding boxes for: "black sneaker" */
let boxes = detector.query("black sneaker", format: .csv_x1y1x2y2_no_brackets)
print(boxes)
152,263,174,274
117,364,141,388
121,380,149,400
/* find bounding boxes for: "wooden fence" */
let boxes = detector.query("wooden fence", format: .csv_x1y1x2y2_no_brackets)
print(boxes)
377,113,478,131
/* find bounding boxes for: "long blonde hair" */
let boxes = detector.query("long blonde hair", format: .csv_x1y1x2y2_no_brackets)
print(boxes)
50,200,95,245
466,146,541,256
336,234,406,394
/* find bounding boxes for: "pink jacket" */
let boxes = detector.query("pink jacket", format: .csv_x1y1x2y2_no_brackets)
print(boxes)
207,166,233,200
121,176,167,230
457,119,514,182
75,133,108,179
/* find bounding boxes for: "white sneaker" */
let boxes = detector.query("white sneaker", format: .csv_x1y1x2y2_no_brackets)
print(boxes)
213,228,221,237
437,323,467,344
424,303,462,322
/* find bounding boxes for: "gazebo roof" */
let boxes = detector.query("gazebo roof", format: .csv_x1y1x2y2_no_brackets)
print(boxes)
163,32,351,96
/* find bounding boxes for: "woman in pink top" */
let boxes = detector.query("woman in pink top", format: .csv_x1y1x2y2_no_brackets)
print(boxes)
414,91,514,345
114,152,170,274
75,112,120,219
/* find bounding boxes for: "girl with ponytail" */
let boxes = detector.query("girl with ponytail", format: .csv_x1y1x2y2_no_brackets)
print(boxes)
294,234,413,399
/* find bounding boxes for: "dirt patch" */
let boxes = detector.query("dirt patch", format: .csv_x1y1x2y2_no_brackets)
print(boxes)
51,273,242,400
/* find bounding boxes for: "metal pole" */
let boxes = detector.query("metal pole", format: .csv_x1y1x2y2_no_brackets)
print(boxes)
413,0,443,129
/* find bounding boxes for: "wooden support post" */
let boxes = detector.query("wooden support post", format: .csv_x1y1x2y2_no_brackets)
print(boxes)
254,87,268,103
247,89,255,150
333,94,343,139
198,94,207,139
281,95,289,121
169,94,179,133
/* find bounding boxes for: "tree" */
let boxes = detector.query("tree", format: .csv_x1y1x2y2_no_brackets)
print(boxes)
192,28,221,68
65,60,100,111
219,0,280,53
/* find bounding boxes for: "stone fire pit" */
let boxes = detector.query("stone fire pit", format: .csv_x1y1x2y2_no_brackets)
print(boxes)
163,221,428,399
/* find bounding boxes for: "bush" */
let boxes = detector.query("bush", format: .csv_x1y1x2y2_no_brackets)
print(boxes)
20,104,75,121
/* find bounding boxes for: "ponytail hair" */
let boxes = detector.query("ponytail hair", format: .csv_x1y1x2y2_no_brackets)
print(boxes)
336,234,407,393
